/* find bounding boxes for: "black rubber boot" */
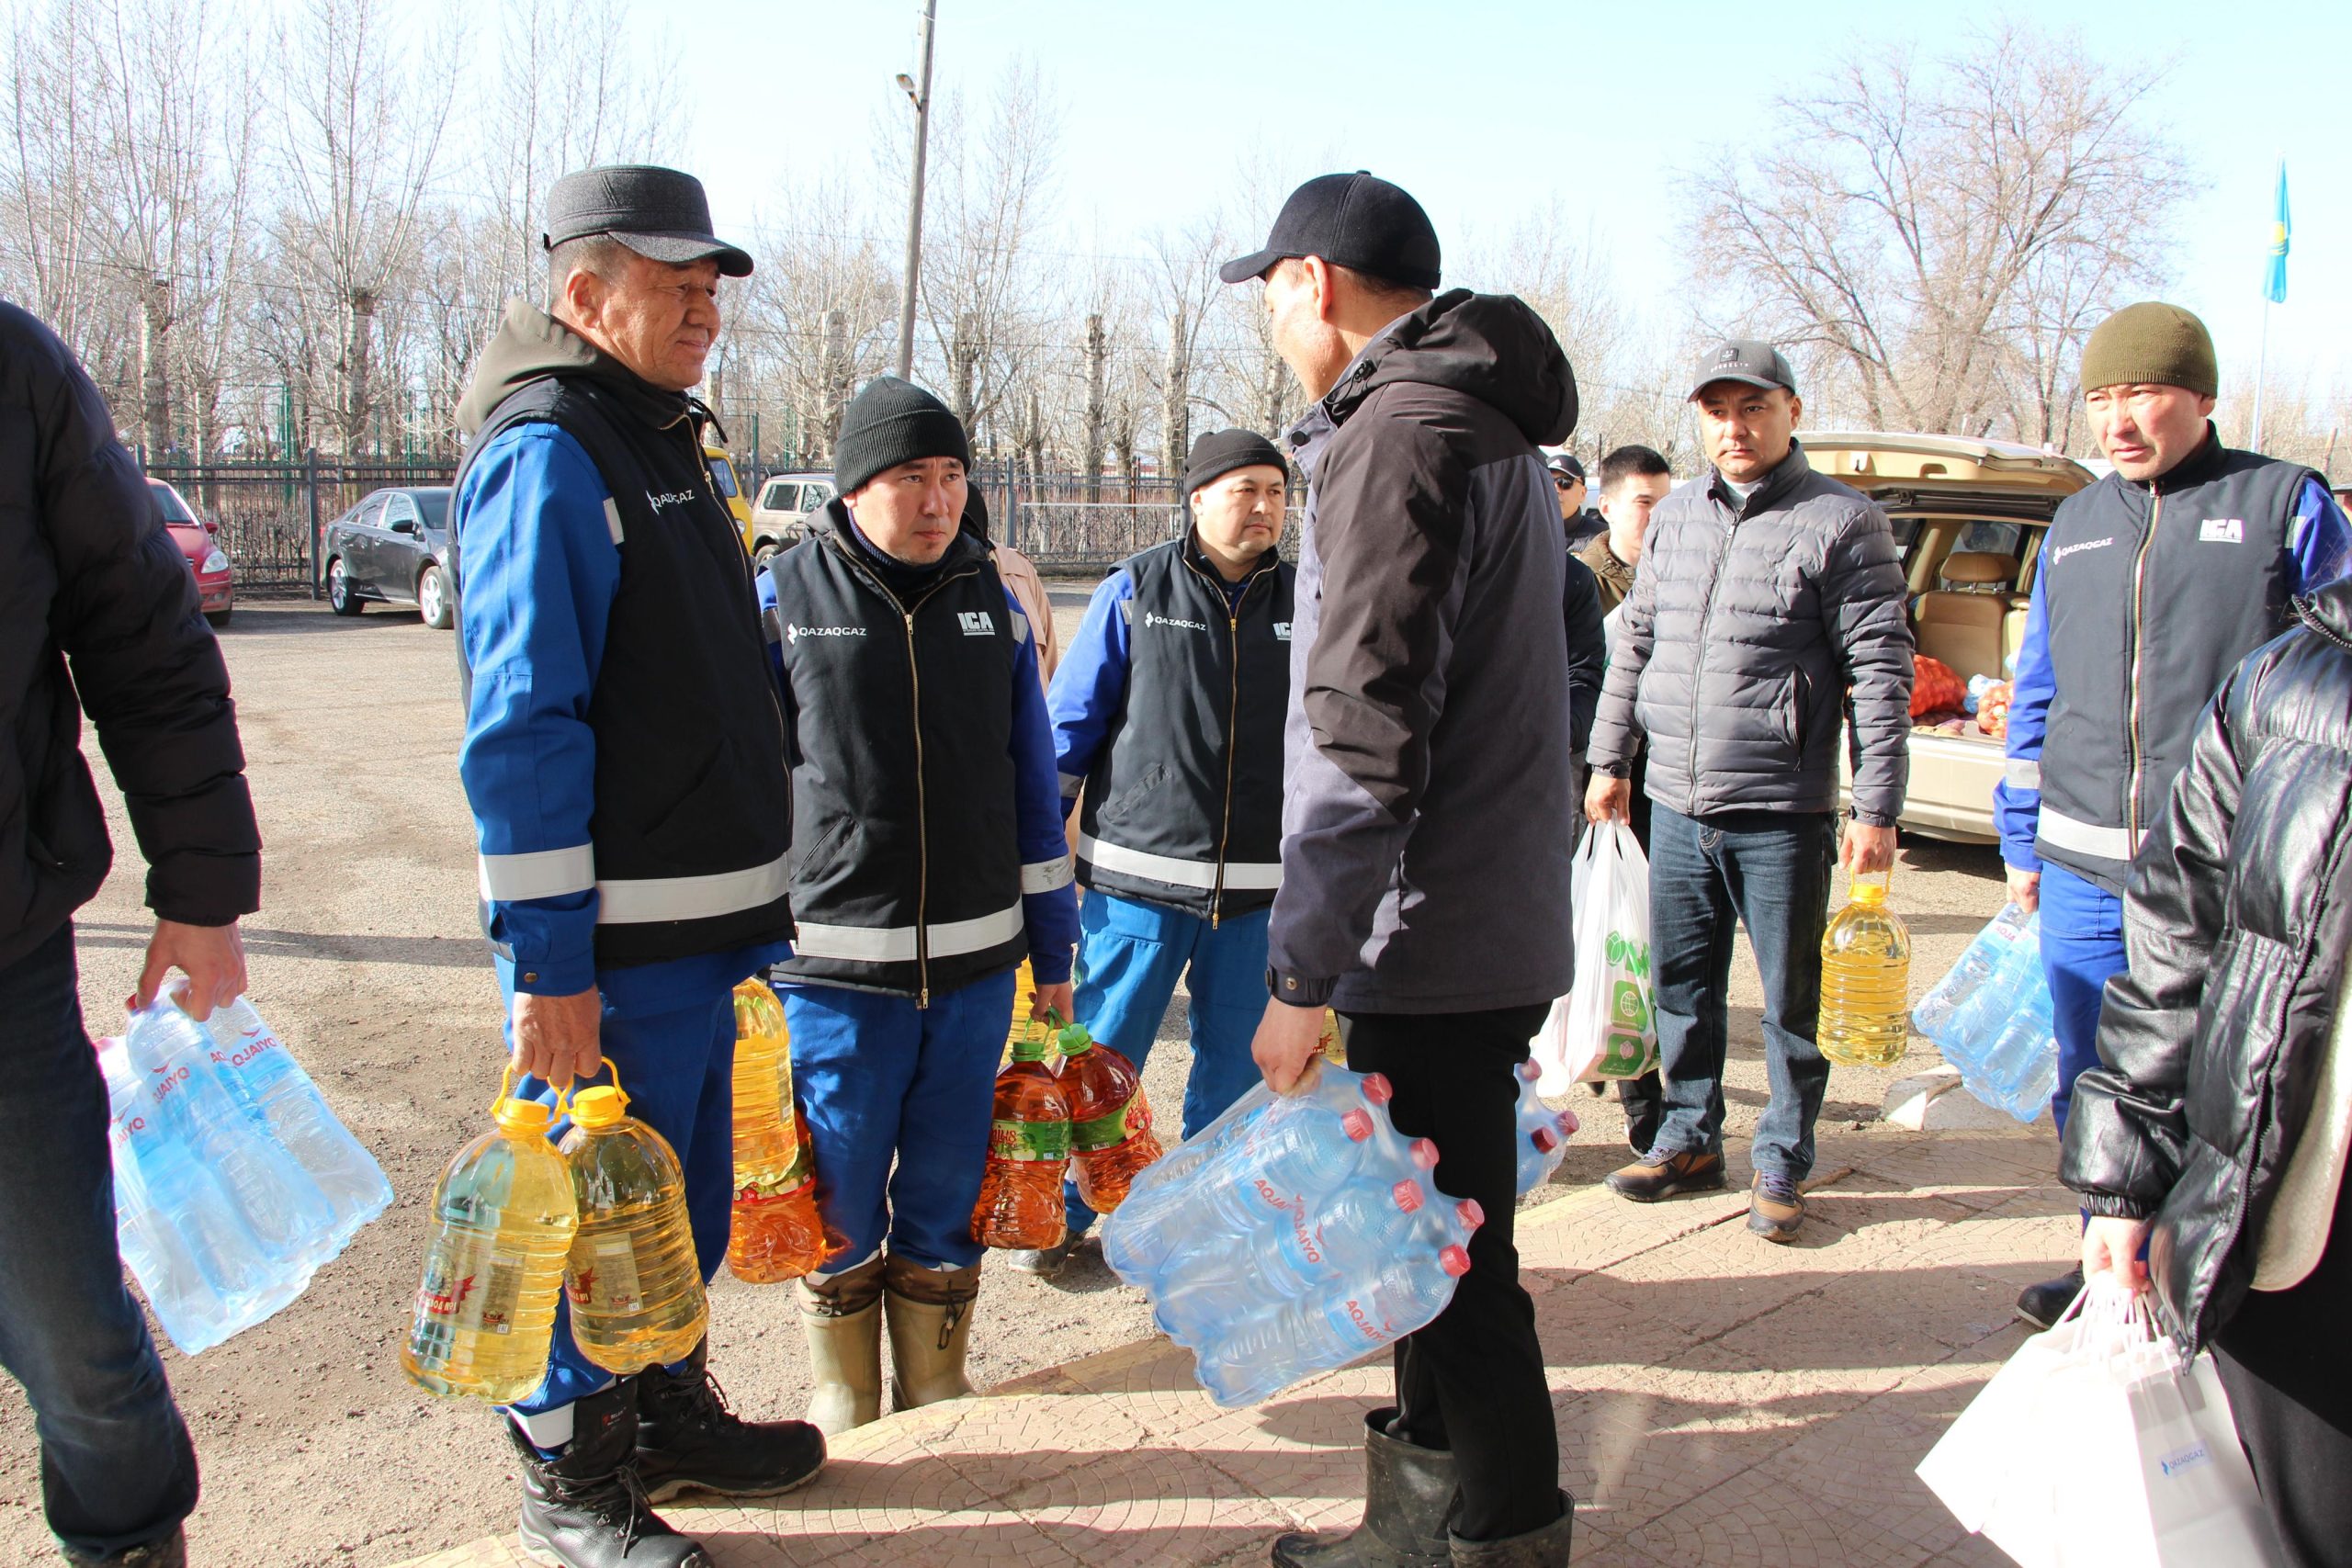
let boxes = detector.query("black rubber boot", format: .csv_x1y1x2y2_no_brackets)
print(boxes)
1270,1408,1456,1567
1449,1492,1573,1566
510,1384,709,1568
636,1338,827,1504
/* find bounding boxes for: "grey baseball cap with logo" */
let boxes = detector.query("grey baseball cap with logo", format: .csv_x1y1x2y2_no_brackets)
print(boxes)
543,164,753,277
1688,338,1796,400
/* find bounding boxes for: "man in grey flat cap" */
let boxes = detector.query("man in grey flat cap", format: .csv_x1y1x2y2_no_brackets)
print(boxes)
447,164,818,1568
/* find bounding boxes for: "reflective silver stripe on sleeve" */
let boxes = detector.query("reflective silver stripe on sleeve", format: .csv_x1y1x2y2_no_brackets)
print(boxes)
2006,759,2041,790
789,902,1025,964
1079,833,1283,893
2036,807,2140,864
1023,855,1074,894
1057,772,1086,800
479,845,596,902
602,497,625,545
1009,609,1031,646
594,850,792,925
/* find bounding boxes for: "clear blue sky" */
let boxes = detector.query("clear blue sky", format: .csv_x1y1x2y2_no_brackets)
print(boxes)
687,0,2348,404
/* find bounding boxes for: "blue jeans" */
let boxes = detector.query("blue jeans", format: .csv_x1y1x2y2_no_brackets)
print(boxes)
497,956,747,1417
1647,805,1838,1180
0,923,198,1559
2040,862,2127,1139
1063,894,1268,1236
783,968,1017,1272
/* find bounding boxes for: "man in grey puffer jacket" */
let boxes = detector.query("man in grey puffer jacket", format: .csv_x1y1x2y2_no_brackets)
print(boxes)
1586,340,1912,1241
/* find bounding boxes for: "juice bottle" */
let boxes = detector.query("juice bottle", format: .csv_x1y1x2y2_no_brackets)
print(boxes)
972,1022,1072,1248
1818,872,1914,1067
726,979,830,1283
1057,1020,1163,1213
402,1068,579,1402
560,1063,708,1373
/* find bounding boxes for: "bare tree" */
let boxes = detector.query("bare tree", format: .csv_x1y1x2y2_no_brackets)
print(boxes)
1682,26,2186,440
1,0,108,357
270,0,457,455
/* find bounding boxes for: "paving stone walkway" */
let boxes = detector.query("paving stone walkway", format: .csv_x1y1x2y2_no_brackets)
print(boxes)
400,1119,2070,1567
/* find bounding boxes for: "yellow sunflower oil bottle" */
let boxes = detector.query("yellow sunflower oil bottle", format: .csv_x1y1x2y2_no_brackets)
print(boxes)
1818,872,1914,1067
401,1070,579,1402
727,979,829,1282
560,1066,708,1373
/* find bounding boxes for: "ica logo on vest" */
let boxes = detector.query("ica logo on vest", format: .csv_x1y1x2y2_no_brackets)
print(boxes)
1273,621,1293,640
957,611,995,637
2199,518,2245,544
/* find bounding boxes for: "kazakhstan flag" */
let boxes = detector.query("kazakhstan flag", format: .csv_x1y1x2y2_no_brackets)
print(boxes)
2265,162,2290,305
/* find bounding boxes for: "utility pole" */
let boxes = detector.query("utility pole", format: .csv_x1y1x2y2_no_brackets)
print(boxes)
894,0,937,382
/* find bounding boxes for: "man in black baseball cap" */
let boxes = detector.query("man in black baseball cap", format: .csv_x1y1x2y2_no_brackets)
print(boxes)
1233,169,1580,1565
1588,333,1914,1247
449,164,820,1568
1548,450,1603,549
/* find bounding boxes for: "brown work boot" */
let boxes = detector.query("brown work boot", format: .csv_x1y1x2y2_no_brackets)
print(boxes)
1601,1147,1724,1203
1747,1171,1805,1242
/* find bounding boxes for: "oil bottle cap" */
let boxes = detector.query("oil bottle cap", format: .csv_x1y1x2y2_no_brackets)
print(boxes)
1341,1108,1374,1142
1010,1030,1051,1064
570,1084,630,1129
492,1095,553,1134
1408,1136,1439,1171
1055,1021,1094,1056
1438,1245,1472,1277
1360,1073,1394,1105
1852,879,1888,906
1390,1179,1424,1213
1456,1198,1484,1231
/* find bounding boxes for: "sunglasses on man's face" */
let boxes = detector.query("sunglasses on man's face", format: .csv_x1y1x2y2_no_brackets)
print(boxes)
1553,475,1577,491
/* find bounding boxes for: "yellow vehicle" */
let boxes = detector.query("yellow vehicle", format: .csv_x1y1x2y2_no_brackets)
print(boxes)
1810,431,2098,843
702,443,755,551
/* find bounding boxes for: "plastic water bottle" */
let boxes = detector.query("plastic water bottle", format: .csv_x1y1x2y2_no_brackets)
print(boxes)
1966,981,2059,1122
972,1022,1073,1250
1196,1247,1473,1407
96,1034,279,1354
1057,1021,1164,1213
1511,1060,1577,1194
726,980,831,1282
560,1068,708,1374
1818,873,1914,1066
402,1069,580,1402
120,1000,326,1298
202,995,392,1257
1912,903,2032,1043
1940,919,2045,1073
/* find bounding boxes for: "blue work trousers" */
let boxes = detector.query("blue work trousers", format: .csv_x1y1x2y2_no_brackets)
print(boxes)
2040,861,2128,1139
1646,805,1838,1182
783,968,1017,1273
0,923,198,1561
1064,893,1268,1236
498,958,744,1417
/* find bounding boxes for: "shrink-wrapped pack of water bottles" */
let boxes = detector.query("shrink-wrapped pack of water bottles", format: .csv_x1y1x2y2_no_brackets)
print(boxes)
1102,1055,1574,1408
97,995,392,1353
1912,902,2058,1122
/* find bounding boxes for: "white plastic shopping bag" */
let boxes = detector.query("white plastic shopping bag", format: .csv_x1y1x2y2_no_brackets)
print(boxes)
1919,1280,2284,1568
1531,821,1657,1094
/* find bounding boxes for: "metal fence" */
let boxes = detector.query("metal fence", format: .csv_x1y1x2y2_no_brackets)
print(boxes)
144,457,456,596
974,473,1186,573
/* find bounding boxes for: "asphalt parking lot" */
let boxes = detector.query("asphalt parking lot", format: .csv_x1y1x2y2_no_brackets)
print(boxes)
0,594,2022,1566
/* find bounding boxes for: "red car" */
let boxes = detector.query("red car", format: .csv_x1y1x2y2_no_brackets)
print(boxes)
148,479,234,626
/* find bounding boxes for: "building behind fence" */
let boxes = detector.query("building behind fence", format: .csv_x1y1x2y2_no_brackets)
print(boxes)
141,455,1217,594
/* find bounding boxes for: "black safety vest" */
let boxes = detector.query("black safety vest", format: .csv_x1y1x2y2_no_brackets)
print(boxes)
2036,433,2321,893
1077,537,1293,921
762,511,1031,1000
455,375,797,969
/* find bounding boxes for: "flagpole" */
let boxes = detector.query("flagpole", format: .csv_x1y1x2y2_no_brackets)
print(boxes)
2252,299,2269,453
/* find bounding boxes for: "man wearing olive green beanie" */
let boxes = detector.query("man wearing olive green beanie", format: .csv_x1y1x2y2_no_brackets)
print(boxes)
1995,300,2352,1333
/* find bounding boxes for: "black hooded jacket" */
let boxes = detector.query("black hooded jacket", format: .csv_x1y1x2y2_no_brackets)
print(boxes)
1267,290,1584,1014
2064,578,2352,1352
0,302,259,967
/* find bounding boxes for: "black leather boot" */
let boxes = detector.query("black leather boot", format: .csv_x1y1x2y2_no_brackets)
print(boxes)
1270,1408,1456,1567
635,1338,827,1503
1450,1492,1573,1566
509,1384,709,1568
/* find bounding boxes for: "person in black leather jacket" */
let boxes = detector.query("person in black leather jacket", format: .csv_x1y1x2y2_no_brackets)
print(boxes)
2064,580,2352,1568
